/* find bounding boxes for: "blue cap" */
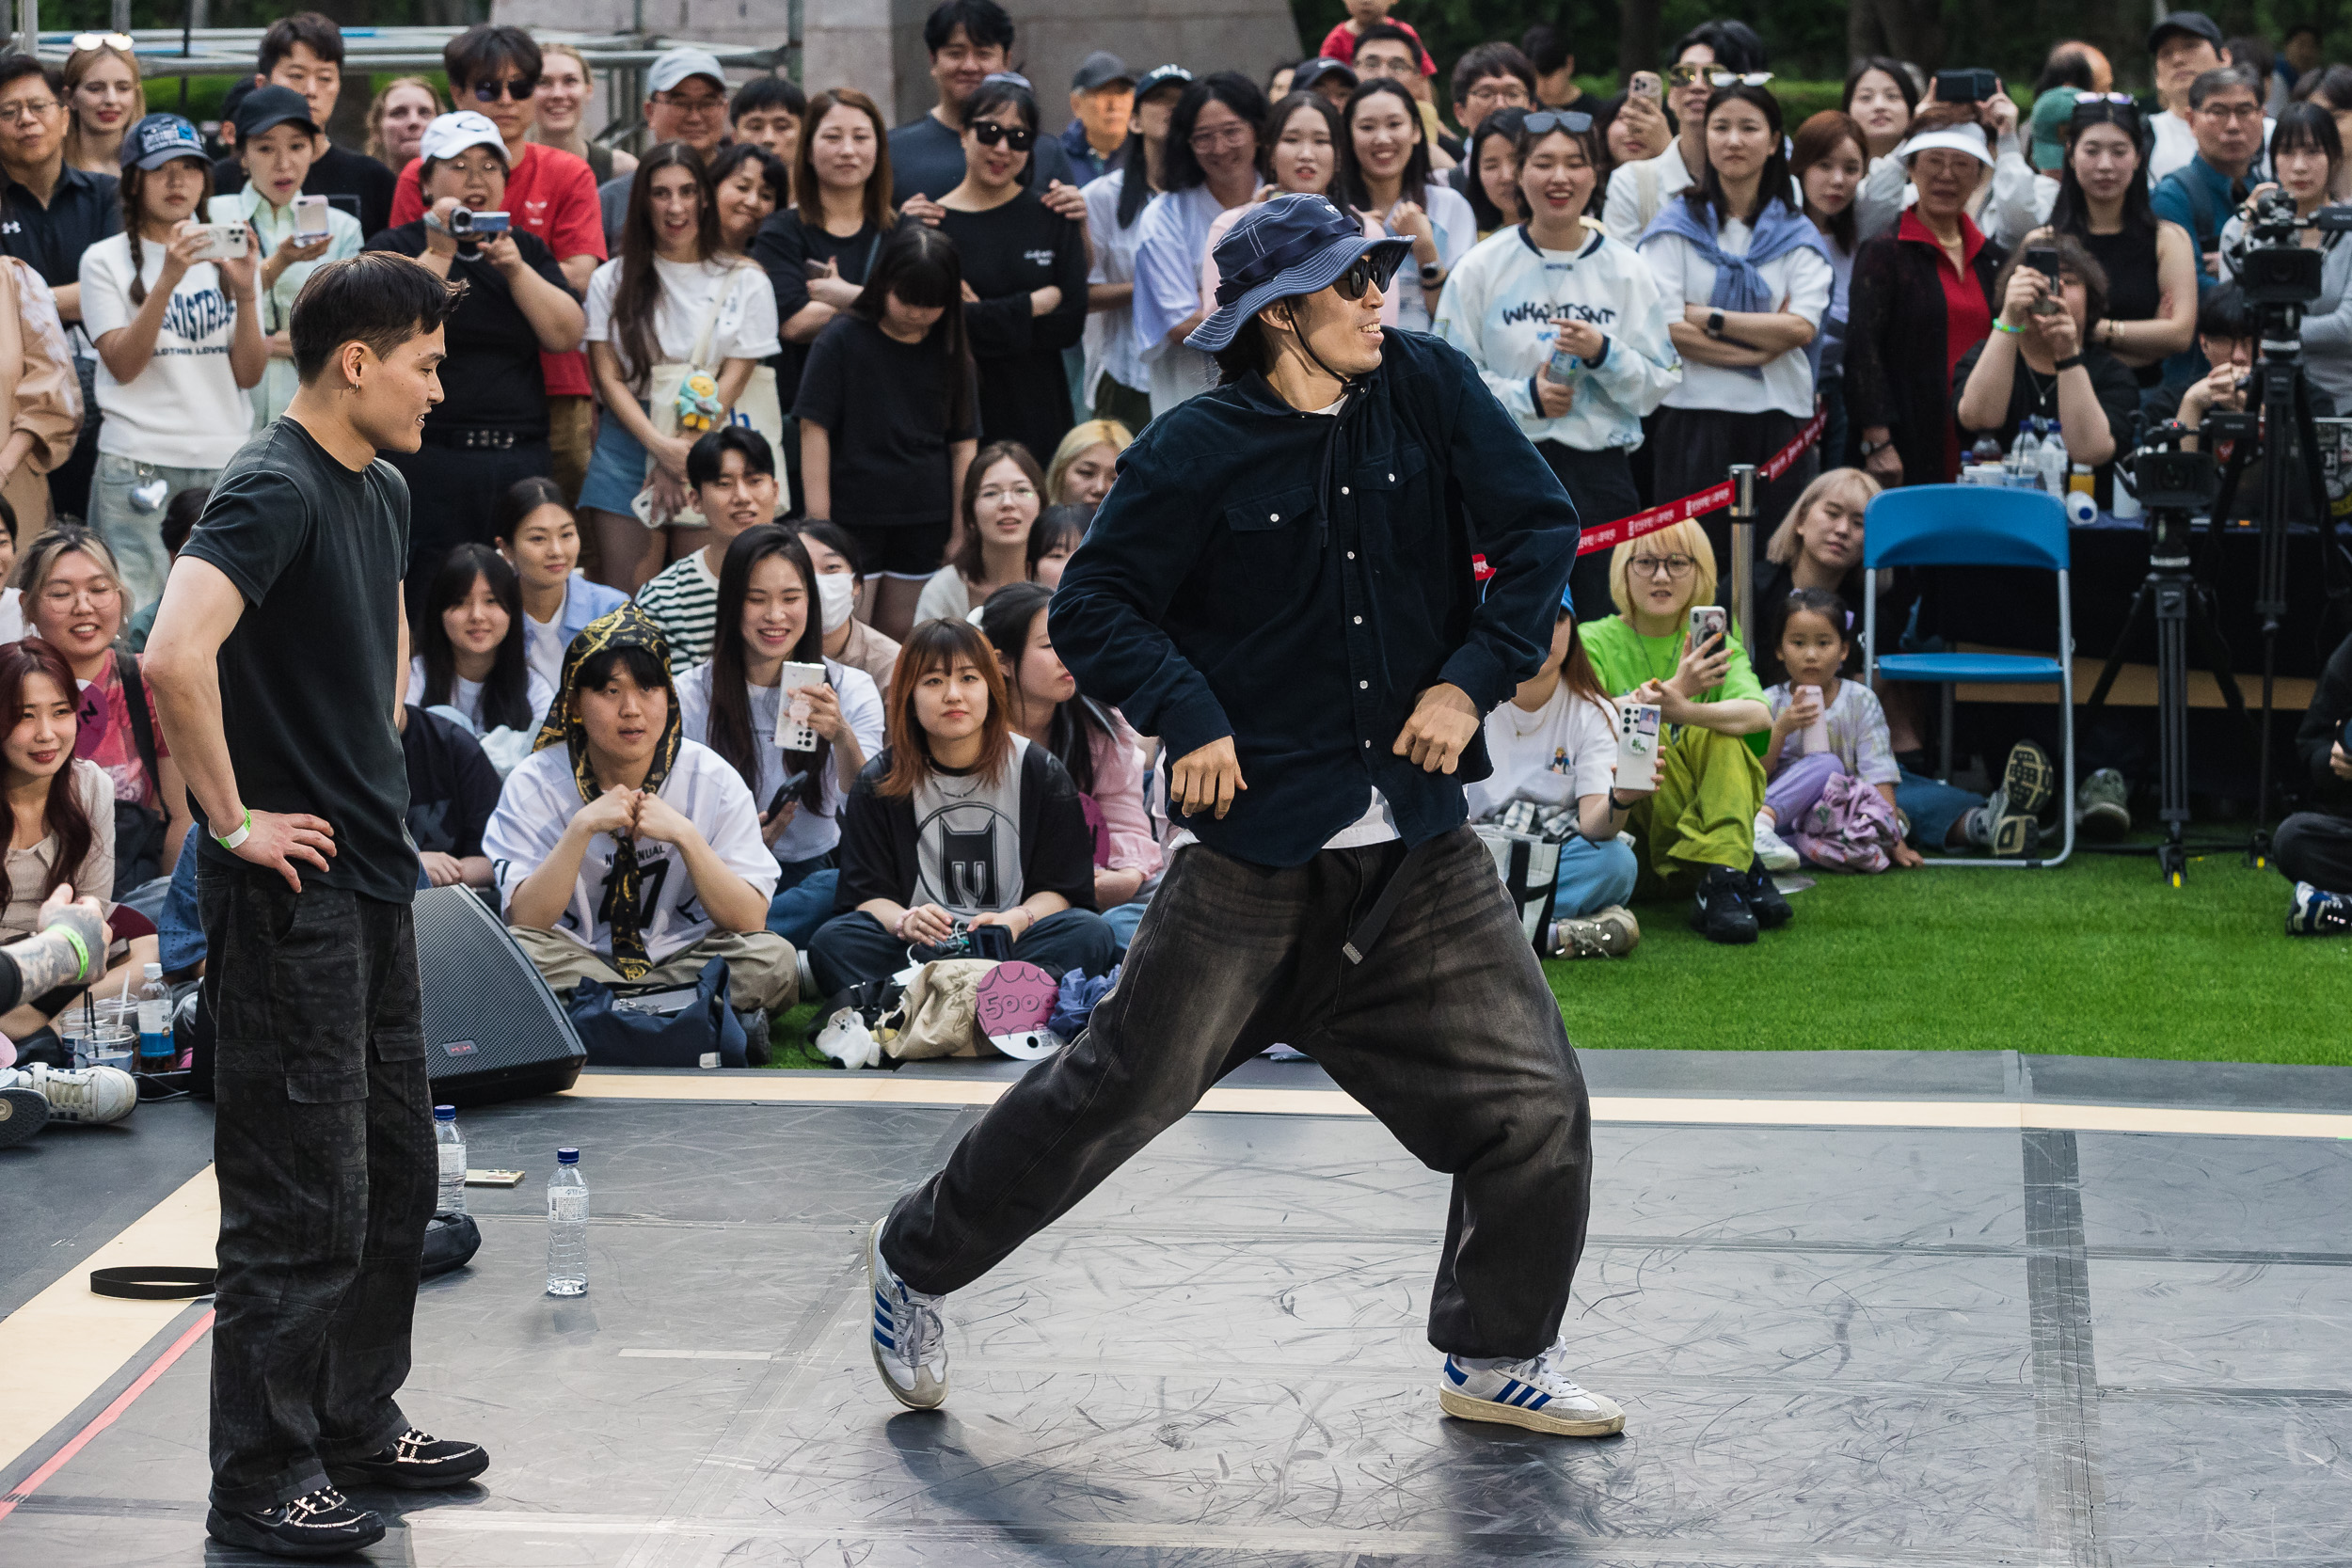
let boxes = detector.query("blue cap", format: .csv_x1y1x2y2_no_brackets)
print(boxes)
120,112,207,171
1562,580,1578,611
434,1104,455,1120
1185,193,1413,353
557,1146,580,1164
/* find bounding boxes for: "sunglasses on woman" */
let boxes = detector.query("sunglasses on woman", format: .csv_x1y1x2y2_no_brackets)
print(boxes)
72,31,135,52
1331,249,1405,301
1523,109,1594,135
971,120,1035,151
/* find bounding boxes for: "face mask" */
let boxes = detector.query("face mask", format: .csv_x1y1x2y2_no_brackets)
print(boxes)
815,570,856,633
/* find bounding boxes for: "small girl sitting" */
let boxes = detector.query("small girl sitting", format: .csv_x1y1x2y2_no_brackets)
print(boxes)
1759,589,1917,872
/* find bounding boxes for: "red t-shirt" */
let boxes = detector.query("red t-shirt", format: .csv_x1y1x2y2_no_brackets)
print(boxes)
392,141,605,398
1898,209,1993,483
74,657,169,811
1316,18,1437,73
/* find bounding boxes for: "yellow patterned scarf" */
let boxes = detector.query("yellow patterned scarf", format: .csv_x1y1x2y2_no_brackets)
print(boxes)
534,604,681,978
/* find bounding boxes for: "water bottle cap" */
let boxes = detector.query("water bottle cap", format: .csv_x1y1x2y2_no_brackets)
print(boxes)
434,1104,456,1120
557,1147,580,1164
144,962,163,978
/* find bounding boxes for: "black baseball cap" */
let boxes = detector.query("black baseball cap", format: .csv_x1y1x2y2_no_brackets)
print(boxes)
232,84,318,142
1072,51,1133,93
2148,10,2224,53
1291,57,1359,95
1134,64,1193,103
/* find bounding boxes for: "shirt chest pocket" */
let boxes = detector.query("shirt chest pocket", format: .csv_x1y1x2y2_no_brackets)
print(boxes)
1356,442,1435,553
1226,484,1318,534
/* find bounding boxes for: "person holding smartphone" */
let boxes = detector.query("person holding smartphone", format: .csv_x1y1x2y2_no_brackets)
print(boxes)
1952,233,2139,500
675,525,884,949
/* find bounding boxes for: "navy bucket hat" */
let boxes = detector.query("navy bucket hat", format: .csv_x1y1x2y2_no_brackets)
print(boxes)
1185,193,1413,353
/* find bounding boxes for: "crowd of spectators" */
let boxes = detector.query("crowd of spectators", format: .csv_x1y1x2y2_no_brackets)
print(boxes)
1,0,2349,1076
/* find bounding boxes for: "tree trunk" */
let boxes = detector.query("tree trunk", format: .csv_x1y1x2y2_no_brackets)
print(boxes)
1620,0,1661,81
1850,0,1946,73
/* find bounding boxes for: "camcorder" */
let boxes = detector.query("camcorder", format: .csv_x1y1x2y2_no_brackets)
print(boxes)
2125,419,2219,515
2228,187,2352,306
446,205,512,239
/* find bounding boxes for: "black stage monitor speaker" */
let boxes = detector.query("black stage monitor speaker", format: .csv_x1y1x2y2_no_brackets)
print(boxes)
415,885,586,1105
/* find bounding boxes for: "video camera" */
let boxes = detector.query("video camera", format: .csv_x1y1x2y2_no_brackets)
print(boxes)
2124,419,2218,516
2228,187,2352,307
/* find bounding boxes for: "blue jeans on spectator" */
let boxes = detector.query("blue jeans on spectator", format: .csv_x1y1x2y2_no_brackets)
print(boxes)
809,908,1120,998
766,853,838,950
1554,835,1639,918
1896,768,1980,849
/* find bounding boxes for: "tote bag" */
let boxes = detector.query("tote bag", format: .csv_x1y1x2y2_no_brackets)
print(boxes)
637,261,786,527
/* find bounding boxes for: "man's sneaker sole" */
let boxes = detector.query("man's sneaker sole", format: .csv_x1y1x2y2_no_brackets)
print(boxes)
204,1506,386,1560
2003,740,2057,818
0,1086,48,1148
867,1218,945,1411
1438,1385,1626,1437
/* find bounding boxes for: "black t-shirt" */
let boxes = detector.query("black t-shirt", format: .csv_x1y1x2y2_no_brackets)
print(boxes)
834,739,1098,915
750,210,888,407
1951,340,2143,504
792,313,979,529
363,224,567,436
938,195,1088,467
183,418,416,902
0,162,121,290
215,141,396,241
401,705,501,857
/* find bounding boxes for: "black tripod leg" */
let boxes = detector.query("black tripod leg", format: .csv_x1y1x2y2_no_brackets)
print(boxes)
2087,577,2156,713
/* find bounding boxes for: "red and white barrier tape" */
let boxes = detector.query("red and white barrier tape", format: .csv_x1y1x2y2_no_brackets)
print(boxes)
1472,410,1827,579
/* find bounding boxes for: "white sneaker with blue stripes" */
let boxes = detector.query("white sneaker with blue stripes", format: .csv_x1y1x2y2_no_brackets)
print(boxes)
1438,1342,1625,1436
2288,881,2352,936
866,1218,948,1409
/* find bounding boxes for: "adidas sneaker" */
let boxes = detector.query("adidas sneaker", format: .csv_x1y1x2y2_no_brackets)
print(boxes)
1438,1342,1626,1437
866,1218,948,1409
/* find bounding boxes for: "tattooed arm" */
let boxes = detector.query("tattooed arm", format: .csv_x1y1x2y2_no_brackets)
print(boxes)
0,887,110,1013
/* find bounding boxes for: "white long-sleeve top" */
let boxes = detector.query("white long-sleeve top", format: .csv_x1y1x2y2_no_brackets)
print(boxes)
1854,132,2042,248
1435,224,1681,451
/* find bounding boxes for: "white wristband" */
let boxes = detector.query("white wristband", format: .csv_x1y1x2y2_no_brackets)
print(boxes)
215,810,252,851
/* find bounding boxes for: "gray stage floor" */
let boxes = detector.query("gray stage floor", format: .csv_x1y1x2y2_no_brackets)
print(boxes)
4,1063,2351,1565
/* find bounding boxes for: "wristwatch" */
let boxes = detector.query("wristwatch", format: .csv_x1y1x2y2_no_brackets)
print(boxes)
1419,261,1443,284
2053,354,2084,371
1858,435,1892,458
1705,309,1726,340
1608,791,1637,813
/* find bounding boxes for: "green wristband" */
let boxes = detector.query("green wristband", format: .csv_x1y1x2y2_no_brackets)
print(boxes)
1992,318,2025,335
59,925,91,984
215,809,252,851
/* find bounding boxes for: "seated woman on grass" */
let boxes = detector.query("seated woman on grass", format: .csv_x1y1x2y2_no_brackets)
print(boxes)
494,478,627,699
808,616,1115,996
1467,585,1649,959
483,606,797,1023
1579,518,1781,946
0,638,159,1049
407,543,554,739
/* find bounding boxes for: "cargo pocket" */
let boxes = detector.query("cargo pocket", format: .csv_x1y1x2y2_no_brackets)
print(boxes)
265,887,370,1102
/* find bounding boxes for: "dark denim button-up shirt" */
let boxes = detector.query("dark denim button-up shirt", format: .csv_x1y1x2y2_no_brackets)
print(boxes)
1050,329,1580,867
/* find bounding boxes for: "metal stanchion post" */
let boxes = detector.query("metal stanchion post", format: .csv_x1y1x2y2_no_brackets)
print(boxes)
13,0,38,64
1727,463,1757,657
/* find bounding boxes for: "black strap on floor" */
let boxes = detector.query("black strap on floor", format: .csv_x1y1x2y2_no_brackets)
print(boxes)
89,1265,216,1300
1342,837,1441,965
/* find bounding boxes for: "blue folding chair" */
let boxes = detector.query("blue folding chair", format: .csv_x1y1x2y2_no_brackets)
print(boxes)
1862,485,2074,867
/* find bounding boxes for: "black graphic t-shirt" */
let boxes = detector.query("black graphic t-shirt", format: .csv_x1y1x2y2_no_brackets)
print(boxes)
834,736,1098,917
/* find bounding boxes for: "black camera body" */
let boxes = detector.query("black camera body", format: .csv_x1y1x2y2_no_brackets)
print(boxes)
2230,189,2352,306
1933,67,1998,102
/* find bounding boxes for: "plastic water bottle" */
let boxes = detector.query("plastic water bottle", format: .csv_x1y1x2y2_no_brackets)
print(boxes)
135,962,171,1069
546,1148,588,1297
2010,420,2041,482
434,1105,466,1215
2039,422,2068,495
1970,435,2003,466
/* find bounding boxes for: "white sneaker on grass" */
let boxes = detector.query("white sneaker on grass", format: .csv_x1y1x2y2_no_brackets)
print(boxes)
1753,812,1799,872
1438,1342,1625,1436
866,1218,948,1409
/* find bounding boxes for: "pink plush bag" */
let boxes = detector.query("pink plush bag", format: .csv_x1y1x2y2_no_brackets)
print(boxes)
1788,772,1903,873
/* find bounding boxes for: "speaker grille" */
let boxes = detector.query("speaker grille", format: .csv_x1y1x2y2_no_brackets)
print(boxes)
414,885,586,1104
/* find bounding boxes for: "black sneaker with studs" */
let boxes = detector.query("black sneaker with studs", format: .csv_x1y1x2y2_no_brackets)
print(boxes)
205,1486,384,1559
326,1427,490,1491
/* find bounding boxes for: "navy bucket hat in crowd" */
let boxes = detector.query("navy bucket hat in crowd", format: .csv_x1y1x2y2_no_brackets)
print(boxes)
1185,193,1413,353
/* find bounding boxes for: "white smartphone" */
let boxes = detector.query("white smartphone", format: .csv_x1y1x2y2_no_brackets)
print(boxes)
1616,702,1661,792
292,193,330,240
187,222,249,261
1689,605,1727,650
773,662,827,752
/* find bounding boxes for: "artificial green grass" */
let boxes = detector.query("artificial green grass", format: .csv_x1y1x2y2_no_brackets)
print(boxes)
757,842,2349,1071
1548,844,2350,1064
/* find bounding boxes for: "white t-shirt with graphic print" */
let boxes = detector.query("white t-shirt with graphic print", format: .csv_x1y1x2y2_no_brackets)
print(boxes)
78,231,254,468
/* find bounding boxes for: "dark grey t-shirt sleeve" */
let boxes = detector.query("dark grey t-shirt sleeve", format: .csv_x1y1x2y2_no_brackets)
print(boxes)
793,322,847,431
834,758,915,911
181,466,311,608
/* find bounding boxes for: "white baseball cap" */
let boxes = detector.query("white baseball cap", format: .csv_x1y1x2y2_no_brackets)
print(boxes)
418,110,507,166
648,47,727,96
1894,121,1994,168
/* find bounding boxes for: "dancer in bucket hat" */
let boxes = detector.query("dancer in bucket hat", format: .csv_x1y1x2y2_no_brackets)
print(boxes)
862,191,1622,1438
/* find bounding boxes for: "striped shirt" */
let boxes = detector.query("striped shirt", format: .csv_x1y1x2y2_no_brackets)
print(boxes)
634,550,722,673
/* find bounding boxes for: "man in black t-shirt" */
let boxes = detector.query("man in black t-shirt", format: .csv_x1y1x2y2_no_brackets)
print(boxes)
145,253,488,1561
209,14,396,238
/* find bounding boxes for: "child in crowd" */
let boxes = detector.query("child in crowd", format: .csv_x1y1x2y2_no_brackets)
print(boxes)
122,487,206,653
675,526,885,949
82,113,266,610
494,477,626,697
793,225,981,640
484,604,797,1022
636,427,782,673
808,616,1116,996
1028,504,1085,589
1468,587,1646,958
1580,519,1780,945
791,520,902,693
1757,588,1914,872
407,543,554,738
915,440,1044,622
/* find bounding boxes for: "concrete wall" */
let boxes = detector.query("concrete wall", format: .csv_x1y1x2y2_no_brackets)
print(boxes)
493,0,1301,135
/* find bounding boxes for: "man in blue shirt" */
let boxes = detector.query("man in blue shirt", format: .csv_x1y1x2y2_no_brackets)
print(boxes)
863,195,1622,1442
2153,63,2267,383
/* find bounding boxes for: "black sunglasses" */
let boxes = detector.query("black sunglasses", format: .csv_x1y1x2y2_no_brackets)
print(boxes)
971,119,1035,151
1522,109,1594,136
471,75,541,103
1332,249,1404,301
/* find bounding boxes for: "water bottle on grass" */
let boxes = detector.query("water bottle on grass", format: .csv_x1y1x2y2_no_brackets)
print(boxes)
434,1105,466,1215
547,1148,589,1297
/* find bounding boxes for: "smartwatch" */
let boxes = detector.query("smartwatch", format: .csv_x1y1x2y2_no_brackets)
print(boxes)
1705,309,1725,340
2053,354,2084,371
1418,261,1443,284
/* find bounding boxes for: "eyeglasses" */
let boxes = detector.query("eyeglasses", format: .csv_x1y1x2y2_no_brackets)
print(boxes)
2196,100,2265,121
1523,109,1594,136
657,91,728,115
71,32,135,53
1629,553,1698,578
470,75,542,103
1464,81,1531,107
977,483,1038,504
970,119,1035,151
1708,71,1775,88
1332,249,1404,301
1188,122,1253,152
39,581,119,608
0,99,61,124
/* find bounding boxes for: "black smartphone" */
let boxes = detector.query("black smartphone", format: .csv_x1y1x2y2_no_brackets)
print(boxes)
764,768,809,818
967,924,1013,961
2025,245,2061,313
1933,68,1997,103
